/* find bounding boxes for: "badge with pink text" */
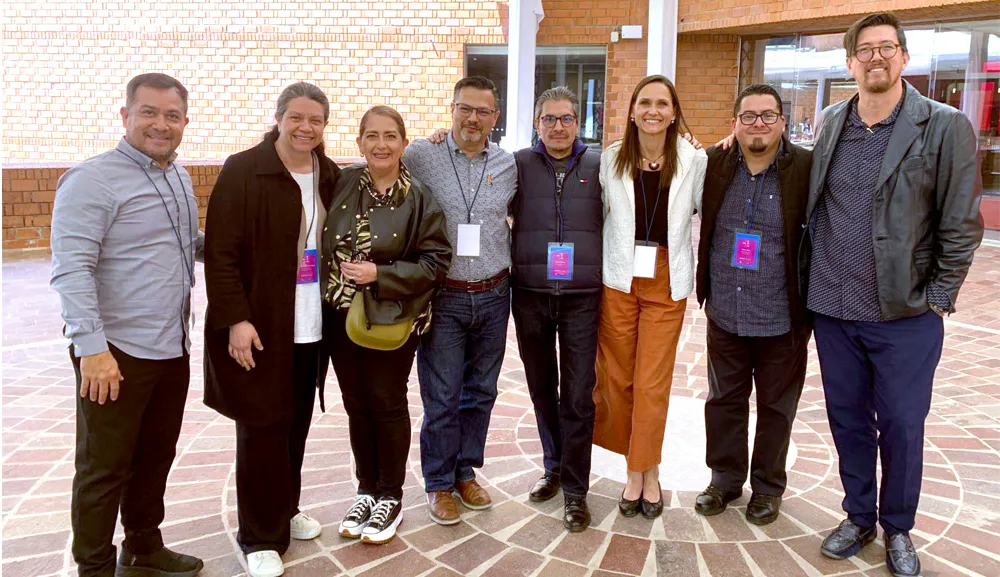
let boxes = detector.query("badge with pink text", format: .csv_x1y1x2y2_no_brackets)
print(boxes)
732,232,761,270
547,242,575,280
297,249,319,284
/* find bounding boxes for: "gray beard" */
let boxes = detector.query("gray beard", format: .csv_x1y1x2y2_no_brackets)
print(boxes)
458,128,483,143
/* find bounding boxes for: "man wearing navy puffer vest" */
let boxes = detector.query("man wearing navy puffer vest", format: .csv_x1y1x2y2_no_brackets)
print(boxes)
511,86,603,532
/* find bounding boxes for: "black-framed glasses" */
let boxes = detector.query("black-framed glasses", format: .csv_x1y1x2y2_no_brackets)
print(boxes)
454,103,496,118
854,43,899,62
738,111,781,126
540,114,578,127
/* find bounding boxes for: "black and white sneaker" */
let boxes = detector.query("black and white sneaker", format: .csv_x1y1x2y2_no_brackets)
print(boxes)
361,497,403,545
339,494,376,538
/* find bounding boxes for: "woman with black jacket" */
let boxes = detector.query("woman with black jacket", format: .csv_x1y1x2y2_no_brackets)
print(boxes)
203,82,341,577
323,105,452,545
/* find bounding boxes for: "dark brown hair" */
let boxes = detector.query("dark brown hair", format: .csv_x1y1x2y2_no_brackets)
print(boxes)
359,105,406,139
453,76,500,110
843,12,908,57
613,75,689,191
126,73,188,112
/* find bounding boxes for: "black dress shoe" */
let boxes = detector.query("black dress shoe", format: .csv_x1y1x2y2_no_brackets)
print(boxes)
529,473,561,503
641,482,664,519
619,489,642,517
820,519,877,560
694,485,742,516
746,493,782,525
564,496,591,532
117,545,204,577
885,532,921,576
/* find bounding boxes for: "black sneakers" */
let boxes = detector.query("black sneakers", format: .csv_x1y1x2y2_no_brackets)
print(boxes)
339,494,376,538
361,497,403,545
116,544,203,577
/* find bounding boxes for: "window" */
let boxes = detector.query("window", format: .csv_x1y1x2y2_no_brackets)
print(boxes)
465,45,607,149
748,19,1000,196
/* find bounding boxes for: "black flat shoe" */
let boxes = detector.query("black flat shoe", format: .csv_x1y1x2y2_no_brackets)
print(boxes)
116,545,204,577
746,493,782,525
821,519,877,560
641,482,664,519
885,532,921,576
529,473,561,503
564,496,591,532
694,484,742,516
618,489,642,517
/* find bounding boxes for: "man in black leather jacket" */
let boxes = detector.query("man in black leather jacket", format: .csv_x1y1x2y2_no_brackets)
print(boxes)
801,12,983,577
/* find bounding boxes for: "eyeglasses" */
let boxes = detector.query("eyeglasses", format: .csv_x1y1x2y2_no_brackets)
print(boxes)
454,103,496,119
540,115,578,127
854,43,900,62
738,111,781,126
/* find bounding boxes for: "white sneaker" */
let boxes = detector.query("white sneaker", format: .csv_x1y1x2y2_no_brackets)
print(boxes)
290,512,322,540
246,550,284,577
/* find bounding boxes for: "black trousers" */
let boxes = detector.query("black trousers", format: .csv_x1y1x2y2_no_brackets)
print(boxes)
511,289,600,497
327,307,418,500
70,343,190,577
705,319,809,496
235,342,320,555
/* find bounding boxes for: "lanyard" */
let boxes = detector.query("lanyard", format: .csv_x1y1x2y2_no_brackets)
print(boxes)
743,165,769,232
449,148,488,223
638,170,664,245
296,154,320,247
116,149,195,287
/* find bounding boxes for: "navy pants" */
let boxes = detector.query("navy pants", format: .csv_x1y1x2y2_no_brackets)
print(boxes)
813,311,943,534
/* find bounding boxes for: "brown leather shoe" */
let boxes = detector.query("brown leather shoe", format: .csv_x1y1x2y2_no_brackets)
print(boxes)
426,491,461,525
453,479,493,510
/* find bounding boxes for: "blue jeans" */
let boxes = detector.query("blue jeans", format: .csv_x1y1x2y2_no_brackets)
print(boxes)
814,310,943,534
418,278,511,492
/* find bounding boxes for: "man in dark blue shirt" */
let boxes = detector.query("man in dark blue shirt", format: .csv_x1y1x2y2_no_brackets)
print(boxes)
695,84,812,526
804,13,983,577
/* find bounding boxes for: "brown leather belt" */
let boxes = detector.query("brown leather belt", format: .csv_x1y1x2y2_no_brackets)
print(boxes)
444,269,509,293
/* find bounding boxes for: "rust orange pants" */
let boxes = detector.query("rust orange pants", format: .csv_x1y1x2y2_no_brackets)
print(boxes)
593,247,687,471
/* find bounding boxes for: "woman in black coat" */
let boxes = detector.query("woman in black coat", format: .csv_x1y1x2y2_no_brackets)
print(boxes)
203,82,340,577
324,106,451,545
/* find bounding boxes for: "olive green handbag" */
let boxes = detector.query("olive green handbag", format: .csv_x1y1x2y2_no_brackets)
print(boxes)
343,189,413,351
345,291,413,351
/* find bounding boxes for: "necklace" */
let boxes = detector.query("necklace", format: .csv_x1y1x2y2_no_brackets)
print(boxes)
641,152,665,171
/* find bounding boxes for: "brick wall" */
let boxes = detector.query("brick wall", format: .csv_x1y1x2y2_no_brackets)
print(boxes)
4,0,997,247
677,0,998,34
3,1,507,163
675,34,740,145
2,165,221,250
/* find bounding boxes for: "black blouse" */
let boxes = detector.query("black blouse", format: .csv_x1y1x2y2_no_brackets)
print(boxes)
634,169,669,247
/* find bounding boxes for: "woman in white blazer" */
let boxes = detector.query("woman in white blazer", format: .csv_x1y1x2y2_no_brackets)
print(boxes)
594,75,707,519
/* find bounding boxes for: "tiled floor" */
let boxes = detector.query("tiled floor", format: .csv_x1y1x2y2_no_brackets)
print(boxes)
3,245,1000,577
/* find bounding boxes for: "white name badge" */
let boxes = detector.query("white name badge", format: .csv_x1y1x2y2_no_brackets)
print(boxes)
633,244,658,278
457,223,481,257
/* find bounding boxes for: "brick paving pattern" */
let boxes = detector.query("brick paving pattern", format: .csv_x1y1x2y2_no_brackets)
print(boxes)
3,244,1000,576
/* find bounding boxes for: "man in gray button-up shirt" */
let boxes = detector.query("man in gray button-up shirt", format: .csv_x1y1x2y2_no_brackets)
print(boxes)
403,76,517,525
49,73,204,577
